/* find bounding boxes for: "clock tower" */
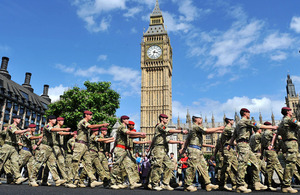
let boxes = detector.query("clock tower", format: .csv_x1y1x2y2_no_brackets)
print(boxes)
140,0,173,140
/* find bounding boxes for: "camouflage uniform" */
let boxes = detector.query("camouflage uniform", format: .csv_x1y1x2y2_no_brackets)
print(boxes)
261,129,283,187
0,127,6,147
0,126,12,177
277,116,300,188
0,123,23,180
149,123,173,188
30,123,61,182
71,119,98,183
219,125,237,187
249,132,267,181
184,123,211,187
232,118,261,187
52,125,68,180
97,133,110,181
65,137,76,184
111,124,140,185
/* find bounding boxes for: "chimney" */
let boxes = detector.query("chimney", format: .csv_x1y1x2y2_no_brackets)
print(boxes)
0,57,11,79
22,72,33,92
41,84,51,103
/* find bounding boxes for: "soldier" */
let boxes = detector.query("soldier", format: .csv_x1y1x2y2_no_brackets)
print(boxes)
249,128,267,187
19,124,42,187
230,108,277,193
149,114,188,191
219,118,238,191
0,123,8,147
261,121,283,191
30,115,69,186
0,115,28,184
277,107,300,193
71,110,108,188
181,115,223,192
110,115,145,190
64,131,77,188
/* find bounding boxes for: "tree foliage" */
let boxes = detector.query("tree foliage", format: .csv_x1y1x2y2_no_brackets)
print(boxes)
46,81,120,131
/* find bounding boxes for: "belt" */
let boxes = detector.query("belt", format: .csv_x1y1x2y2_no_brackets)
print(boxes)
22,147,31,152
67,152,72,154
189,144,202,150
116,144,131,150
77,140,88,145
90,149,98,153
286,139,297,142
4,141,18,147
237,139,249,143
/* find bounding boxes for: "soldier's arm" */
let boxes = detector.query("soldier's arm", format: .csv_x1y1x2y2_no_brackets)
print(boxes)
88,123,109,129
133,140,151,144
15,128,31,134
168,140,184,144
51,127,71,132
97,137,114,142
58,131,73,136
205,126,224,134
30,135,43,140
168,129,188,134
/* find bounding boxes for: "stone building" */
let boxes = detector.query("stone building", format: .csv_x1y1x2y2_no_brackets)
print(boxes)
0,56,51,131
140,0,173,141
285,74,300,118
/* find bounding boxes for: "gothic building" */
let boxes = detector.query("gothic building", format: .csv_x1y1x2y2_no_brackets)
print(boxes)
140,0,173,140
285,74,300,118
0,56,51,130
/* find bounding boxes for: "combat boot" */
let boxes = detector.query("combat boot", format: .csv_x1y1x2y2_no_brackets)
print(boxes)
118,183,128,189
185,185,197,192
282,187,298,193
110,184,120,189
78,183,86,188
55,179,66,186
236,185,252,193
220,185,232,191
254,182,267,191
153,186,163,191
29,181,39,187
161,184,174,191
205,184,219,191
90,180,103,188
65,183,77,188
41,182,51,186
130,182,142,189
147,183,153,189
268,186,277,191
15,177,28,184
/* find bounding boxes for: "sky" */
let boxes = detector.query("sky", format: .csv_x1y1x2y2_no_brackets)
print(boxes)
1,0,300,129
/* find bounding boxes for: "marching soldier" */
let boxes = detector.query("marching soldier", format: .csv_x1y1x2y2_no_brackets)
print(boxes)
261,121,283,191
182,115,223,192
0,115,29,184
230,108,277,193
149,114,188,191
277,107,300,193
64,131,77,188
71,110,108,188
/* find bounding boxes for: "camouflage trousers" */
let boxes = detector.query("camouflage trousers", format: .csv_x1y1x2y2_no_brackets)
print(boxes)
80,150,110,183
98,151,110,180
19,149,35,180
293,153,300,182
184,147,211,187
30,144,60,182
65,153,73,183
71,142,96,182
111,147,139,185
236,142,260,186
53,145,68,180
264,150,283,186
282,140,298,187
220,147,237,186
0,144,22,179
253,152,267,177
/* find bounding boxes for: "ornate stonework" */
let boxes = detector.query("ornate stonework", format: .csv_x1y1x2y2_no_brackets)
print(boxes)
140,0,173,140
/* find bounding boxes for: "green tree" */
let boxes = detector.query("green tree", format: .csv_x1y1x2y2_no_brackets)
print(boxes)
46,81,120,131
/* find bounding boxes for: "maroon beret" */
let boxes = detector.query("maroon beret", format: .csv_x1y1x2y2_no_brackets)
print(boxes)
57,117,64,121
159,114,168,118
240,108,250,113
100,127,108,131
120,115,129,120
128,121,135,125
29,124,36,128
281,107,291,115
264,121,272,126
91,128,99,131
84,110,93,115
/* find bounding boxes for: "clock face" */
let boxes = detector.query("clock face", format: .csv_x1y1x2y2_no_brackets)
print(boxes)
147,45,162,59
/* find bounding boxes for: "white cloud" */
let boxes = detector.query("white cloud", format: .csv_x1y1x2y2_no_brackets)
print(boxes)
290,16,300,33
0,45,10,53
48,84,69,102
124,6,142,17
97,54,107,61
55,64,75,73
163,12,192,33
270,51,287,61
173,96,285,123
291,75,300,85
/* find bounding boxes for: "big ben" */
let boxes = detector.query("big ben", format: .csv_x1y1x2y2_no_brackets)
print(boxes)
140,0,173,140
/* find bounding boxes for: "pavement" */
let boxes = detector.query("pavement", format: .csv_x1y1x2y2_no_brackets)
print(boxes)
0,182,299,195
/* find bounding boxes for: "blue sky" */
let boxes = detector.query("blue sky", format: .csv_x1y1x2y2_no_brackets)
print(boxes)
1,0,300,129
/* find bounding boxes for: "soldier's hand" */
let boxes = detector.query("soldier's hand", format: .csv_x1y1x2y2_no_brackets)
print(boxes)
140,132,146,137
273,126,278,130
268,145,273,150
219,126,225,130
111,137,115,141
33,145,38,150
179,149,183,154
182,130,188,134
226,145,230,151
179,141,184,145
103,123,110,127
65,128,71,132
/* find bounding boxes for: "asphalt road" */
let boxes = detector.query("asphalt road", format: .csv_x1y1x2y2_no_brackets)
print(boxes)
0,184,298,195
